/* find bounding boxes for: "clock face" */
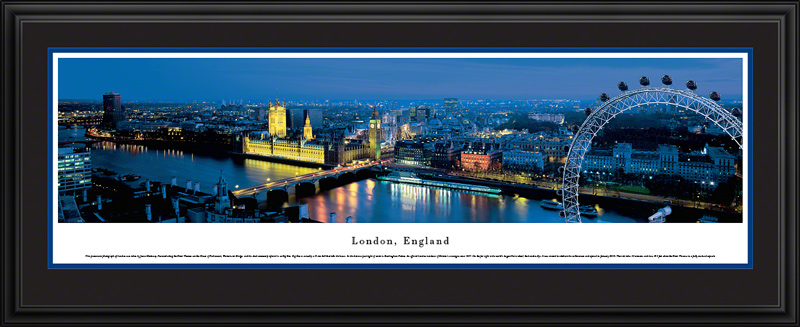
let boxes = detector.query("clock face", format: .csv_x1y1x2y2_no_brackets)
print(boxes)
370,124,374,128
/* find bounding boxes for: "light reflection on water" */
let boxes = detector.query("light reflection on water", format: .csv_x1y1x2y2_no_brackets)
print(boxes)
63,127,639,223
88,140,317,195
301,180,637,223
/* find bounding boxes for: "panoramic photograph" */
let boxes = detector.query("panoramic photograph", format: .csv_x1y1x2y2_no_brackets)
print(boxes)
55,55,745,224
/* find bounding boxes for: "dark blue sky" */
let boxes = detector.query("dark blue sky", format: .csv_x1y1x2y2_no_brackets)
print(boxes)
57,57,744,101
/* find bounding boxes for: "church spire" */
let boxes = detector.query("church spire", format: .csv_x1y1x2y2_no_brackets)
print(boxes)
217,169,227,187
214,170,230,214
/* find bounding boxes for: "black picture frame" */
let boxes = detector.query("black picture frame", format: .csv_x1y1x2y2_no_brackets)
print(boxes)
2,1,797,326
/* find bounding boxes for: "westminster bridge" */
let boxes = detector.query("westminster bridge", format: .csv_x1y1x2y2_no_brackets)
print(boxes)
231,160,388,203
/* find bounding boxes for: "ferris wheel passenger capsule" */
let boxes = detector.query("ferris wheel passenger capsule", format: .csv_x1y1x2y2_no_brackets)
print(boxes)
709,92,721,101
617,82,628,91
599,93,610,102
584,107,592,116
639,76,650,86
661,75,673,85
686,80,698,90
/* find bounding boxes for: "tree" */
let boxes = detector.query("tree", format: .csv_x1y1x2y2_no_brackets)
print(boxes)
530,165,542,177
489,160,503,173
613,167,625,181
709,176,742,207
494,114,560,133
644,175,671,196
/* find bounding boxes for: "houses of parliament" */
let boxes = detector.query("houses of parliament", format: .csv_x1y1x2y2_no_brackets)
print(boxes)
241,100,381,166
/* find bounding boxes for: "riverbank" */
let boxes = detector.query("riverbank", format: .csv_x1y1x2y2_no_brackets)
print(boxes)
419,173,742,223
87,134,232,156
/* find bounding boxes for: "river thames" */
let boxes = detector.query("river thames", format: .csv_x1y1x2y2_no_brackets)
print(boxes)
60,126,641,223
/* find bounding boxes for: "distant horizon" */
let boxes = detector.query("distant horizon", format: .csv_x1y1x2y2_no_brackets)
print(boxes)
58,97,598,102
58,94,742,103
57,96,745,104
57,57,745,102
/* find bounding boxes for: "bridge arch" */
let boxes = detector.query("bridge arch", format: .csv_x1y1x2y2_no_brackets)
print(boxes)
265,188,289,208
560,86,743,223
318,176,339,190
294,181,318,197
355,168,373,179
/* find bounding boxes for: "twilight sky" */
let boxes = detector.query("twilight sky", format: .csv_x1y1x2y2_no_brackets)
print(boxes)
57,57,744,101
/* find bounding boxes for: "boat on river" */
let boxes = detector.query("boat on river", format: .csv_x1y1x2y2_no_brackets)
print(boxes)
377,172,502,194
698,215,718,223
579,205,598,217
540,200,563,210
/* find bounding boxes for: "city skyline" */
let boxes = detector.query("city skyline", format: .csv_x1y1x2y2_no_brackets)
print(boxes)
55,53,746,226
57,57,744,102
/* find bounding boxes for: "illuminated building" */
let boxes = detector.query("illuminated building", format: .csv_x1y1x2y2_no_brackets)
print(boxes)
394,140,432,166
503,150,544,172
505,132,572,165
431,141,462,169
409,105,432,122
527,112,565,124
116,121,174,132
101,92,124,128
416,105,432,121
58,146,91,195
243,134,326,164
325,131,372,165
303,112,314,140
461,142,502,172
583,143,736,190
369,108,381,159
242,100,376,165
402,122,427,136
268,99,287,138
444,98,458,117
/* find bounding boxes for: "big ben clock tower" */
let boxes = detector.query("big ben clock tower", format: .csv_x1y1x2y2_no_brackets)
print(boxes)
369,108,381,160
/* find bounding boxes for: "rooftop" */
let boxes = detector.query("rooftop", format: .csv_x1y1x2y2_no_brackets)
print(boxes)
704,145,735,159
